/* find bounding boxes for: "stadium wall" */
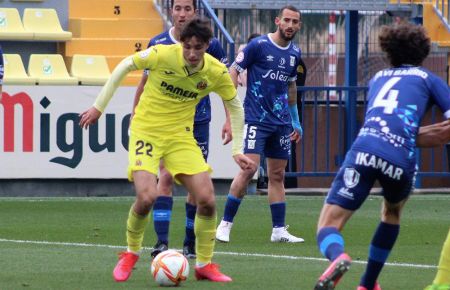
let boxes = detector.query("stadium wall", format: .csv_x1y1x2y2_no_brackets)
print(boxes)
0,0,69,68
0,85,244,197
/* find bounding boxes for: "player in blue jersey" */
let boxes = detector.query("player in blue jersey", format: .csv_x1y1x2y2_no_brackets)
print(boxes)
216,5,305,243
0,45,4,100
314,23,450,290
131,0,231,259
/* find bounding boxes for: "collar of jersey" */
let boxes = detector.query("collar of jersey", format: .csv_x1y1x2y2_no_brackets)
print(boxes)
177,45,209,76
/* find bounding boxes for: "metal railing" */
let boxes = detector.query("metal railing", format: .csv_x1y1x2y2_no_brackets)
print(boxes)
435,0,450,25
281,86,450,187
153,0,235,63
204,0,415,11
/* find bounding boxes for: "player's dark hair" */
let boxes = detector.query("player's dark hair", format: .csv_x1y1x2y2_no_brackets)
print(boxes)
247,33,261,43
180,18,212,44
170,0,197,10
278,5,301,19
379,23,430,67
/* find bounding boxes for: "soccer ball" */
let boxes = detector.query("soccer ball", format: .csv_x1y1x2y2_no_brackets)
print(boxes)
151,250,189,286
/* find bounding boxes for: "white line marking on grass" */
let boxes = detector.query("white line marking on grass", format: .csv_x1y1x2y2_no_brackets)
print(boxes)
0,238,436,269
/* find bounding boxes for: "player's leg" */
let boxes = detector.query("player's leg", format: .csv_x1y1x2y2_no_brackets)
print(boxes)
163,136,230,282
113,133,161,282
183,122,209,258
266,157,303,242
359,165,413,290
183,193,197,258
315,204,354,290
315,150,375,289
151,162,173,257
216,123,263,242
265,125,303,242
177,172,231,282
216,152,259,242
358,199,405,290
425,230,450,290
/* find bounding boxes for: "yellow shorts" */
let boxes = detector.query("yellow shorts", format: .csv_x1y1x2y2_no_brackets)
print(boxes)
128,132,212,183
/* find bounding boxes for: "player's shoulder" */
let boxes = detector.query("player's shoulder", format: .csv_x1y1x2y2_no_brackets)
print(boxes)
290,43,301,55
204,53,228,75
208,37,222,49
149,30,173,47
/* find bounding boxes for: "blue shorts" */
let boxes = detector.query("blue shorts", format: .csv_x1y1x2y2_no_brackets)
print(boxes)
326,150,416,210
193,122,209,161
243,122,292,160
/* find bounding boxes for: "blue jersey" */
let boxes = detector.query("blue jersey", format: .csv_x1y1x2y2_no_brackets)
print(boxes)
352,66,450,168
0,46,4,85
145,28,228,124
232,34,301,125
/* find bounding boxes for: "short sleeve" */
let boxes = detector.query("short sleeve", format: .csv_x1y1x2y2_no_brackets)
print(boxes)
214,69,237,101
428,74,450,119
207,38,228,66
132,46,158,72
231,39,257,73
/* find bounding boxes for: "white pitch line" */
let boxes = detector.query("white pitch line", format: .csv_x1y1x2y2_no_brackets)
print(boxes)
0,238,436,269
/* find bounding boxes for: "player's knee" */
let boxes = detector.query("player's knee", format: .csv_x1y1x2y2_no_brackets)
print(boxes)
196,194,216,216
135,189,157,209
157,173,173,195
382,202,402,222
268,168,285,184
186,193,196,204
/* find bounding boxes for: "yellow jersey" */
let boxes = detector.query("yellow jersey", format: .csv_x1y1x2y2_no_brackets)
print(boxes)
131,44,236,137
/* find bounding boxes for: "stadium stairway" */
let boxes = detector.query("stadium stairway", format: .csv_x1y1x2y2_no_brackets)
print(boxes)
422,1,450,84
59,0,163,86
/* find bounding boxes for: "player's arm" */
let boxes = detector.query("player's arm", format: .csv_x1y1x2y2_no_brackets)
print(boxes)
221,66,240,145
416,119,450,147
79,55,137,128
131,73,148,121
288,80,303,143
223,95,254,170
221,104,232,144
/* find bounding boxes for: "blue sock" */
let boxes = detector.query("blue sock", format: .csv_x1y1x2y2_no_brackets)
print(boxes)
360,222,400,290
152,196,173,244
223,194,242,223
270,202,286,228
183,202,196,246
317,227,345,261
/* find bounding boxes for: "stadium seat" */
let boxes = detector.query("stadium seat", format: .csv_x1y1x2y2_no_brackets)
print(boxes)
23,8,72,41
2,54,37,85
0,8,34,40
70,54,111,85
28,54,78,85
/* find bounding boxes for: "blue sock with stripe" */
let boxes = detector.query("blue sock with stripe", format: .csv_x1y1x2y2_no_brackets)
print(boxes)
317,226,345,261
152,196,173,244
360,222,399,290
270,202,286,228
223,194,242,223
183,202,196,246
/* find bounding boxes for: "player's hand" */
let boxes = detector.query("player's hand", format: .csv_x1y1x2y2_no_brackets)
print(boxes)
79,107,102,129
222,120,233,145
289,129,302,143
233,154,256,171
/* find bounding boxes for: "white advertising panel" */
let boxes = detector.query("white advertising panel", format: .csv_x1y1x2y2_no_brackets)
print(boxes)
0,86,242,179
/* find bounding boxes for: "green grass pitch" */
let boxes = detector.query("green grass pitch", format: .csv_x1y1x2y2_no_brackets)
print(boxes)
0,195,448,289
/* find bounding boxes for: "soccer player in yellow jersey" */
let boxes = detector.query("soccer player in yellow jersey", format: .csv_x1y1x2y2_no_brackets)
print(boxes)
425,229,450,290
79,18,255,283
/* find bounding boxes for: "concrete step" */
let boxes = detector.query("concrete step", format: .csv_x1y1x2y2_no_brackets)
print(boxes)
62,38,149,56
69,18,163,38
69,0,159,18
